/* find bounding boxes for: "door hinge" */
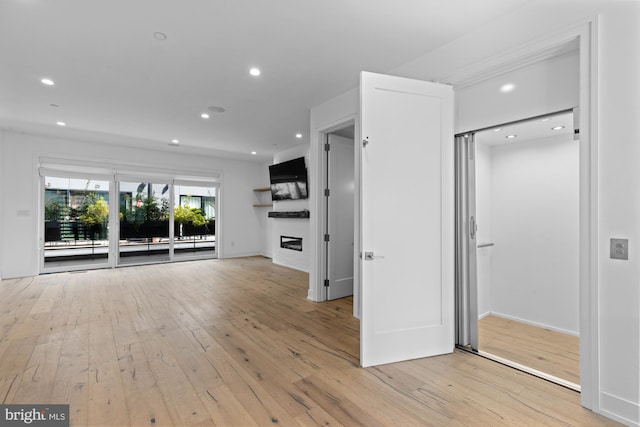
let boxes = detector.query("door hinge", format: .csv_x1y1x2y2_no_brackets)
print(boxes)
324,143,330,151
324,188,330,197
324,279,330,287
324,234,330,242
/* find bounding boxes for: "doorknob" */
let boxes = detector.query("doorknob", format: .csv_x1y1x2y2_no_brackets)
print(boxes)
364,252,384,260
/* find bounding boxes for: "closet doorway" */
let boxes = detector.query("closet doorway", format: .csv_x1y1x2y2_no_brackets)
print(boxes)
456,110,580,389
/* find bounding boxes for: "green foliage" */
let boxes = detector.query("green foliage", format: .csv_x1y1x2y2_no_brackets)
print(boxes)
44,200,68,221
174,204,205,225
80,197,109,226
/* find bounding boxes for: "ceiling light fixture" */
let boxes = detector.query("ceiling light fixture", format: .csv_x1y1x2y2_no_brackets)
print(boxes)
41,78,55,86
505,134,517,139
295,133,302,139
492,128,502,132
200,113,210,119
170,139,180,146
208,106,226,113
153,32,167,41
249,67,261,77
56,121,66,126
251,151,257,155
500,83,516,93
541,117,552,122
551,126,565,131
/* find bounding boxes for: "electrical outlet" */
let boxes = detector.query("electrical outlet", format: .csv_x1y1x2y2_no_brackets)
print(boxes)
610,238,629,260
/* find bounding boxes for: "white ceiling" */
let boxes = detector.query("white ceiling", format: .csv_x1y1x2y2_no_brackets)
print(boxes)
475,112,575,146
0,0,532,161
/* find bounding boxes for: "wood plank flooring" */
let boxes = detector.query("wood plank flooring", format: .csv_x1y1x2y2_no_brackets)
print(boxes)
0,257,619,426
479,315,581,385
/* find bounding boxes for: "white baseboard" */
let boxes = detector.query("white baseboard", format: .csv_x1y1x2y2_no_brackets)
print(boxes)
221,251,264,259
487,311,579,337
600,391,640,427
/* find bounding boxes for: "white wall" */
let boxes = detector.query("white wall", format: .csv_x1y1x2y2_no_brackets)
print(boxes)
482,136,580,334
0,130,267,278
255,161,273,259
457,50,579,134
270,145,311,272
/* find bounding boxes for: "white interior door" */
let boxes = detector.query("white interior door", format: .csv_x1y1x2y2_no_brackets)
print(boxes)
327,134,355,300
360,71,454,367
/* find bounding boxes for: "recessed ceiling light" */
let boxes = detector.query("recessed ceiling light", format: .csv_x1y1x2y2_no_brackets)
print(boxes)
551,126,565,131
492,128,502,132
56,121,66,126
295,133,302,139
200,113,210,119
153,32,167,41
541,118,552,122
500,83,516,93
170,139,179,146
249,67,261,77
41,78,55,86
251,151,257,155
505,134,517,139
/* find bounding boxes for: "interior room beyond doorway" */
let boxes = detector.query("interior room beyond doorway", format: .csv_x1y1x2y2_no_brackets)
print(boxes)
473,111,580,388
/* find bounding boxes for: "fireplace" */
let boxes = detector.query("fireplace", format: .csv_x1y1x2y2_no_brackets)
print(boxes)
280,236,302,251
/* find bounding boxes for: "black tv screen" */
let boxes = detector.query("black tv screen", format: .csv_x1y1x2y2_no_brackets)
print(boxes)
269,157,308,201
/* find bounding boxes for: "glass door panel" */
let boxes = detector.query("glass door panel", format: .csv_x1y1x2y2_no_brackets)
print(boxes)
173,184,216,258
118,181,170,264
43,177,111,269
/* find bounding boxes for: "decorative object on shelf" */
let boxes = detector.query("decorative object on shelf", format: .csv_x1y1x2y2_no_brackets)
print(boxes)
268,210,310,218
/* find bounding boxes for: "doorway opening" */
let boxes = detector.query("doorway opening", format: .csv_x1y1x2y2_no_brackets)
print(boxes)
456,110,581,390
323,125,356,301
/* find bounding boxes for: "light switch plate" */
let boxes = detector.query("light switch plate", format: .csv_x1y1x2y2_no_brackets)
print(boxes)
610,238,629,260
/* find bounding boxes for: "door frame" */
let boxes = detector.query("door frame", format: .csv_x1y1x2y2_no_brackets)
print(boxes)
309,115,361,317
448,22,598,410
325,133,355,301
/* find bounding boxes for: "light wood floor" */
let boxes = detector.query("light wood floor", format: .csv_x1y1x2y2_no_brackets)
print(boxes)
479,315,581,385
0,257,619,426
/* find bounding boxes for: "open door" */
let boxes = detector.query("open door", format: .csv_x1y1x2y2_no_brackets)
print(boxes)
326,134,355,300
360,71,454,367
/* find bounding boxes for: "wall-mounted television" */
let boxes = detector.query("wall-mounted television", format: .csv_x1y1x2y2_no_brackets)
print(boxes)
269,156,308,201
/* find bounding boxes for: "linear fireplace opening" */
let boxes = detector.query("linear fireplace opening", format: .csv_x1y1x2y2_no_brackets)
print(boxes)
280,236,302,251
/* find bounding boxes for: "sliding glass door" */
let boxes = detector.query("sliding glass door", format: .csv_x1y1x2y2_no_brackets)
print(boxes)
41,168,219,272
118,181,171,264
173,183,217,258
43,176,111,270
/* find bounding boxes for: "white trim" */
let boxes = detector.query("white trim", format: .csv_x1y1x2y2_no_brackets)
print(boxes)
446,19,597,412
309,114,361,319
37,153,222,181
476,349,580,392
599,392,640,427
